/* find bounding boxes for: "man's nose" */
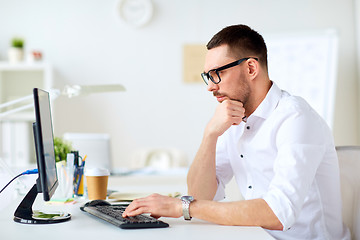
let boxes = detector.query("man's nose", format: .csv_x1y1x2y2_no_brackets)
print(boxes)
207,80,219,92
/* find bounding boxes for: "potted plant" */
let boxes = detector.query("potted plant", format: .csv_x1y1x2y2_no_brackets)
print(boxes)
54,136,73,163
8,37,25,63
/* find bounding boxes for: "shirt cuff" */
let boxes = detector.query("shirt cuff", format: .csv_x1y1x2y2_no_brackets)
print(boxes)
263,189,296,231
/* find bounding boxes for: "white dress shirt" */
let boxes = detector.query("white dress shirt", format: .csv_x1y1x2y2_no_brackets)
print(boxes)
213,82,350,240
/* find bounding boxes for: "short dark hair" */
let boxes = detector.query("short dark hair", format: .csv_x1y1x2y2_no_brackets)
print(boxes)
207,24,268,70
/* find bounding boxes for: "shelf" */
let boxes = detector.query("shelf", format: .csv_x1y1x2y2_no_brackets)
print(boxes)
0,61,53,104
0,61,51,71
0,61,53,168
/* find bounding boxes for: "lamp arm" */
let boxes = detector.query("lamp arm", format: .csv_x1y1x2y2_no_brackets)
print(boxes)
0,95,33,110
0,84,125,119
0,104,34,119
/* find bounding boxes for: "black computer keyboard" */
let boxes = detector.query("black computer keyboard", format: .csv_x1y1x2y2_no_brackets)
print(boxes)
81,202,169,229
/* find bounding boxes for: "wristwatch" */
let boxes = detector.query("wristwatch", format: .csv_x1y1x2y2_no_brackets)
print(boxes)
181,196,194,220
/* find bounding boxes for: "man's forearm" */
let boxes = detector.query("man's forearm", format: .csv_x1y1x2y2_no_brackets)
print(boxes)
190,198,283,230
188,99,245,200
187,133,219,200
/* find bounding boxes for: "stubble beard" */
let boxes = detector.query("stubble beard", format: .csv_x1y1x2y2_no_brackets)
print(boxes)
213,78,251,107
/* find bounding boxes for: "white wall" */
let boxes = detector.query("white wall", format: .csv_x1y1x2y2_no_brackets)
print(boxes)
0,0,358,168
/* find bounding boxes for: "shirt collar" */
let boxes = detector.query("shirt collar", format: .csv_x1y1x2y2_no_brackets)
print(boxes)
249,81,282,120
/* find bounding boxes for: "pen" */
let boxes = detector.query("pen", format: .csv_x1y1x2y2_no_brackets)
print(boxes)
75,169,83,195
81,155,87,167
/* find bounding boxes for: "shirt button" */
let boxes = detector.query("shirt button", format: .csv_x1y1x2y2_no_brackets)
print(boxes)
246,126,250,130
248,186,252,189
240,154,244,158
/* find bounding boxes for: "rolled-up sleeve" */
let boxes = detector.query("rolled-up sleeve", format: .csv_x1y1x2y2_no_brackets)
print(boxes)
263,144,326,230
262,106,329,231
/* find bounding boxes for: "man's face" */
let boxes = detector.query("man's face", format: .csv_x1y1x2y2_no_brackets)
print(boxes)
203,45,251,105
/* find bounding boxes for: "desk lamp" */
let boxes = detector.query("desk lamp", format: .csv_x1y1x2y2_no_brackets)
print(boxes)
0,84,126,119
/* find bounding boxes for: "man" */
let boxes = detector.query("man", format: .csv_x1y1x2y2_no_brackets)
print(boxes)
123,24,350,240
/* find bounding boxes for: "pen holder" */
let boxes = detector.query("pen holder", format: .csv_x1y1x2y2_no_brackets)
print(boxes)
74,166,84,197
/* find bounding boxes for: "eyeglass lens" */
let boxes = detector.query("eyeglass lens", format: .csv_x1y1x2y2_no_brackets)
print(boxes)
208,70,220,83
201,71,220,85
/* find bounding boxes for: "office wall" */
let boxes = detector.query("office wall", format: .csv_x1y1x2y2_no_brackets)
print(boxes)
0,0,358,168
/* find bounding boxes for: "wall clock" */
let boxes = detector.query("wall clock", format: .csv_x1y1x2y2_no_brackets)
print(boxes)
116,0,153,27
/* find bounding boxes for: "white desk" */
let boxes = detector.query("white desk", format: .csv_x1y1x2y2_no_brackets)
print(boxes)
0,174,275,240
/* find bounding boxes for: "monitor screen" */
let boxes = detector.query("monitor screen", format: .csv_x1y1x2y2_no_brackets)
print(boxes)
33,88,58,201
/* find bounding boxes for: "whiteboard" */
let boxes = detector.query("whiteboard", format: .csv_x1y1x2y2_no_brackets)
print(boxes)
265,30,338,129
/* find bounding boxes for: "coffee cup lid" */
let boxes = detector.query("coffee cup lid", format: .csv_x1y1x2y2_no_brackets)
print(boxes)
85,168,110,176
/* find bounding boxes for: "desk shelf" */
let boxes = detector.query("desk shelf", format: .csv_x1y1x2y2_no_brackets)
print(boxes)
0,61,52,105
0,61,53,168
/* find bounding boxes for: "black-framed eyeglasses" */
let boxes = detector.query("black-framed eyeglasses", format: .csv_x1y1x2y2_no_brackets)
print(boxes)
201,57,258,85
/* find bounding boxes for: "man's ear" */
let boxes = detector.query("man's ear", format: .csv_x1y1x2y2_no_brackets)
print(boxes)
247,58,259,80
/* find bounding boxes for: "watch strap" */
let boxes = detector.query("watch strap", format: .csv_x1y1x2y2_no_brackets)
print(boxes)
181,196,194,220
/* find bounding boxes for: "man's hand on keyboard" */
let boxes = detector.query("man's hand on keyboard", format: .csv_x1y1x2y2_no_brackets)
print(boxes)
122,193,182,219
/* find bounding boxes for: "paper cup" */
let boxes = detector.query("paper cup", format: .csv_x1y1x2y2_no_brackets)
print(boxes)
85,168,110,200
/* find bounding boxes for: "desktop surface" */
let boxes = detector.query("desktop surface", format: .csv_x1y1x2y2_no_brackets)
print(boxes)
0,174,275,240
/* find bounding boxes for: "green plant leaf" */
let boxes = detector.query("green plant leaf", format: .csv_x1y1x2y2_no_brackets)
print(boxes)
11,38,24,48
53,137,73,162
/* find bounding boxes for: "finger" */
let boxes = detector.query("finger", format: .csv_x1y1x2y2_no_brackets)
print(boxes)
228,106,245,118
231,109,245,117
222,100,244,112
122,199,146,217
150,214,160,219
227,99,244,107
127,207,150,217
229,102,244,110
230,102,245,113
122,206,134,217
123,204,149,217
232,116,244,125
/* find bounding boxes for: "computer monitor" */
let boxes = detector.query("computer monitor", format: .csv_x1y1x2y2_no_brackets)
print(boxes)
13,88,71,224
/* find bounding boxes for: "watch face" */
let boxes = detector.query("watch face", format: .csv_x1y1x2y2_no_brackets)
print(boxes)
182,196,194,202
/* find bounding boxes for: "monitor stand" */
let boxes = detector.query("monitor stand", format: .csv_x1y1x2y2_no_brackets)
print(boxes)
13,184,71,224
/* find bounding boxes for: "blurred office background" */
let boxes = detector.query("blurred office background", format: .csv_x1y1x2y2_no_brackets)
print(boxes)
0,0,359,170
